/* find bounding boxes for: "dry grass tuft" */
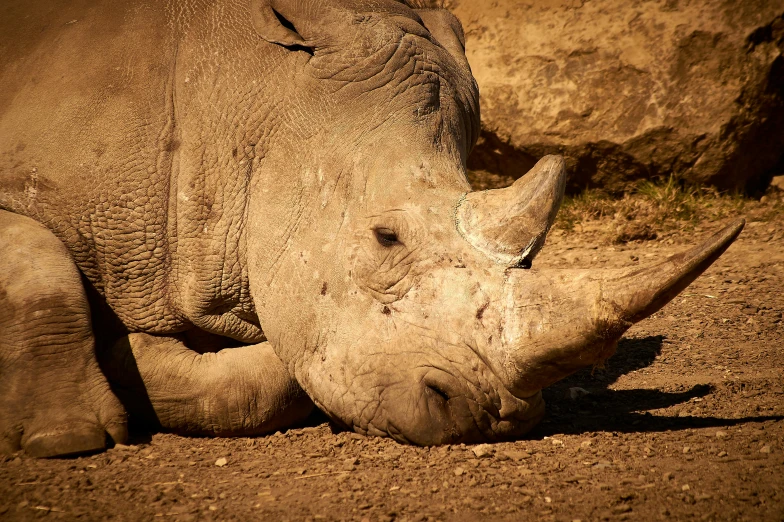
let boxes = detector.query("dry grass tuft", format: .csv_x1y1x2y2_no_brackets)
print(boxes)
553,176,783,243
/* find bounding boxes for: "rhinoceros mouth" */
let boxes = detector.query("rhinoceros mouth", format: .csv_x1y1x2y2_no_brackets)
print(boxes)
324,347,548,445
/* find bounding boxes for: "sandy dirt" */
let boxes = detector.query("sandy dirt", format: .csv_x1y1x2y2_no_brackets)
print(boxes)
1,208,783,522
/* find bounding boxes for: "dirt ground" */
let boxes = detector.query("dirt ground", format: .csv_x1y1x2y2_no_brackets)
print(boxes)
1,198,783,522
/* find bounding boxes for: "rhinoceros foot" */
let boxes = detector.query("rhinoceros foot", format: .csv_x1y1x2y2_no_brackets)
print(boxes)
0,211,128,457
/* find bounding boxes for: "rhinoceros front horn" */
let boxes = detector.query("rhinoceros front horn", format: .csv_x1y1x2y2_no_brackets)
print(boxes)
495,219,745,398
457,155,566,266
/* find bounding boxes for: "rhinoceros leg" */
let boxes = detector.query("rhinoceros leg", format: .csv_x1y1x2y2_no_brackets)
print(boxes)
104,333,314,436
0,211,128,457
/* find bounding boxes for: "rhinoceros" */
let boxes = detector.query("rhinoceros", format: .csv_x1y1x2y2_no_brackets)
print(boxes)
0,0,743,457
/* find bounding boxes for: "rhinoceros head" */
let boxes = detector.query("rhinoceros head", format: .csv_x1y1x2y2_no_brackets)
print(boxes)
244,0,743,444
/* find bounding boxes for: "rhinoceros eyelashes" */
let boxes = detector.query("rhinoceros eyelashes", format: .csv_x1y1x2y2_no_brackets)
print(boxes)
373,227,400,247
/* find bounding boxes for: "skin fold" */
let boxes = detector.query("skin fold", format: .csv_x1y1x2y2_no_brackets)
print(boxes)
0,0,743,456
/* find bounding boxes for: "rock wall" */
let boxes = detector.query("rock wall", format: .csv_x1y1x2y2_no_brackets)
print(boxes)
448,0,784,194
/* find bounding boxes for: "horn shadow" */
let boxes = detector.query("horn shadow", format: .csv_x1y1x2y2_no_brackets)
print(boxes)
530,336,784,436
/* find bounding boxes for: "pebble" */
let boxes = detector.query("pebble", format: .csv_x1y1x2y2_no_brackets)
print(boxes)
715,430,729,439
503,450,532,461
454,467,465,476
567,387,590,399
682,484,691,491
759,445,772,454
472,444,494,459
580,440,592,448
682,446,691,454
214,457,228,467
663,472,673,481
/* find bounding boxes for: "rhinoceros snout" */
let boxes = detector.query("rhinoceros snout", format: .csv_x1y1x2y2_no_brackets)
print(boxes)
363,365,546,446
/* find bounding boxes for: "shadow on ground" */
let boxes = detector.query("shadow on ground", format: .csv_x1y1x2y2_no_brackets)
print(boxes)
534,335,784,437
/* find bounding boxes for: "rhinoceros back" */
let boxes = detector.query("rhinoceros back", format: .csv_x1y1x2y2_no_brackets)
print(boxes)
0,0,190,333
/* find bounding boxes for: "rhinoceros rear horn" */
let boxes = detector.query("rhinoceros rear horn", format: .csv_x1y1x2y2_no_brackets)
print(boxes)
456,155,566,266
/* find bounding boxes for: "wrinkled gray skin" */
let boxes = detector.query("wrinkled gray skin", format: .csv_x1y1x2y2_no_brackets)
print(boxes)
0,0,743,457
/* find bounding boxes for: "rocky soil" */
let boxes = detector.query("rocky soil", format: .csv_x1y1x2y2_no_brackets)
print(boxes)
1,205,783,521
452,0,784,194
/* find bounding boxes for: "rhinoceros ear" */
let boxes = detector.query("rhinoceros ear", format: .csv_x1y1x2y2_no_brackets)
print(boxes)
250,0,314,52
413,9,470,69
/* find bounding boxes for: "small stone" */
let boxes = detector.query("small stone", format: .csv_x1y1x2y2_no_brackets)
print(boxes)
715,430,729,439
612,504,632,514
580,440,592,448
208,506,217,511
550,438,564,446
503,450,532,461
682,484,691,491
472,444,494,458
682,446,691,454
544,497,552,503
454,467,465,476
663,472,673,481
718,451,728,457
214,457,228,467
760,445,772,454
566,387,590,400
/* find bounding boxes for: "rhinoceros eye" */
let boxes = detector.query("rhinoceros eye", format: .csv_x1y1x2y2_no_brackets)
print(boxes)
374,227,400,247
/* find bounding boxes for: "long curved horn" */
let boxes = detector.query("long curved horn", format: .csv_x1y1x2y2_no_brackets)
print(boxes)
488,219,745,397
456,155,566,266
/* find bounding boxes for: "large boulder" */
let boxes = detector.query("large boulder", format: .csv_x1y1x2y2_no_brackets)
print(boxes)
450,0,784,194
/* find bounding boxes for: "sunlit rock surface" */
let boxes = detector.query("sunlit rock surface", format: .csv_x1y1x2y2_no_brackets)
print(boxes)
452,0,784,193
